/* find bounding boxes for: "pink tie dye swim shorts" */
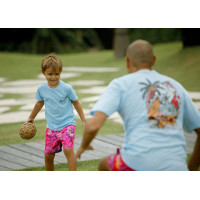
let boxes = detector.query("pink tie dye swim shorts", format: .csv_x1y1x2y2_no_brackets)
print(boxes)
108,148,135,171
44,125,75,154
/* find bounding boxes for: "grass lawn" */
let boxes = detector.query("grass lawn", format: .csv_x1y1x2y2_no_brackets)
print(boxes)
15,153,196,171
153,42,200,90
17,159,100,171
0,41,200,170
0,118,124,146
0,42,200,90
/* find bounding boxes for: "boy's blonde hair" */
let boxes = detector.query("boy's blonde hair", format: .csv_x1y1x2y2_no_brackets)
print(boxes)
41,54,62,72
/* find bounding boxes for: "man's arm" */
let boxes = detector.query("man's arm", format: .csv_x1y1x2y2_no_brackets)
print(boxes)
26,101,44,123
72,100,86,126
188,128,200,171
76,111,108,158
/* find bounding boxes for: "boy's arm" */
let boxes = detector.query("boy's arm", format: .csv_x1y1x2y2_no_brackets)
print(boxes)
26,101,44,123
188,127,200,171
72,100,86,126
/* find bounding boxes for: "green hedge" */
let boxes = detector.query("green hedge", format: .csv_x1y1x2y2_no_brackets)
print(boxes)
129,28,181,44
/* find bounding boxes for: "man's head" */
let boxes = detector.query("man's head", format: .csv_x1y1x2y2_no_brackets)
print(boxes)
126,40,156,73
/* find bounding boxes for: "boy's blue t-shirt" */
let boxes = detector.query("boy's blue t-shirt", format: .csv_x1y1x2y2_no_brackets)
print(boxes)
91,69,200,171
36,80,78,131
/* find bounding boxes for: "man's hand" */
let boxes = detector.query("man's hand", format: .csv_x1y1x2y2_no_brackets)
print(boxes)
188,128,200,171
82,121,86,128
76,145,94,159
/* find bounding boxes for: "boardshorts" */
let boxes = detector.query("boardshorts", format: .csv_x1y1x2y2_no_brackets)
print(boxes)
108,148,135,171
44,125,75,154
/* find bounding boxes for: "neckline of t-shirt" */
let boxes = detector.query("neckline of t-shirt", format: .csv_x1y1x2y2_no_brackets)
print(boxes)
136,69,155,74
47,80,61,90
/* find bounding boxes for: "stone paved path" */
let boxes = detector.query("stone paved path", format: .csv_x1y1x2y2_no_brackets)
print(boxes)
0,131,197,171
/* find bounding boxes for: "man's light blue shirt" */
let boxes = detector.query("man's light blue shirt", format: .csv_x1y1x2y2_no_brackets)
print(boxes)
91,70,200,171
36,80,78,131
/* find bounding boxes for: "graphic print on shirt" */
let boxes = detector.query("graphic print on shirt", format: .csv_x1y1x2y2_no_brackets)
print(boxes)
139,79,181,128
60,96,68,102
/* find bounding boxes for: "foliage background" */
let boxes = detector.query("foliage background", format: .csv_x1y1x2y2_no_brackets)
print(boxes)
0,28,182,54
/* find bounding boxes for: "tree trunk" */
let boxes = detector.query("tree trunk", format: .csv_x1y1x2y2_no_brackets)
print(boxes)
114,28,130,58
181,28,200,48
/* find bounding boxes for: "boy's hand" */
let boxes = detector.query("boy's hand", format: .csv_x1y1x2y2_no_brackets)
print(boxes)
76,145,94,159
26,118,34,124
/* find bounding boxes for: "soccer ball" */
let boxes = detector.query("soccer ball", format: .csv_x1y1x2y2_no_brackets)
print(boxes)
19,123,37,140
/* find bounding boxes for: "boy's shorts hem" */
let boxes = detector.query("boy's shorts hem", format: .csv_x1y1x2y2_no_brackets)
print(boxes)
44,124,75,154
108,148,135,171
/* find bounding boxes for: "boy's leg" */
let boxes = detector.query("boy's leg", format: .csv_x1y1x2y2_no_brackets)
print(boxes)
63,148,76,171
44,128,62,171
98,157,111,171
45,153,55,171
61,125,76,170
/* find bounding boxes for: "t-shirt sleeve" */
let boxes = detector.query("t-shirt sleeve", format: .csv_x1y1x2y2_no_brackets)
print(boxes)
91,79,121,117
69,86,78,101
182,89,200,132
35,87,43,101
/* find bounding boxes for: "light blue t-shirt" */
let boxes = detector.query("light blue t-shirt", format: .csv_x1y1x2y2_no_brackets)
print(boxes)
91,69,200,171
36,80,78,131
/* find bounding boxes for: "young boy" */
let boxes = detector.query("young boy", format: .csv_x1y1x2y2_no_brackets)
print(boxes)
26,54,86,171
76,39,200,171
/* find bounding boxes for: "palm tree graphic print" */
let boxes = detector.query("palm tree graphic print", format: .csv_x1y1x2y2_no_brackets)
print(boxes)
139,79,181,128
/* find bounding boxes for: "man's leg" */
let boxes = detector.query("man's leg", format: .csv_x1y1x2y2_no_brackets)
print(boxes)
99,149,135,171
98,156,111,171
45,153,55,171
